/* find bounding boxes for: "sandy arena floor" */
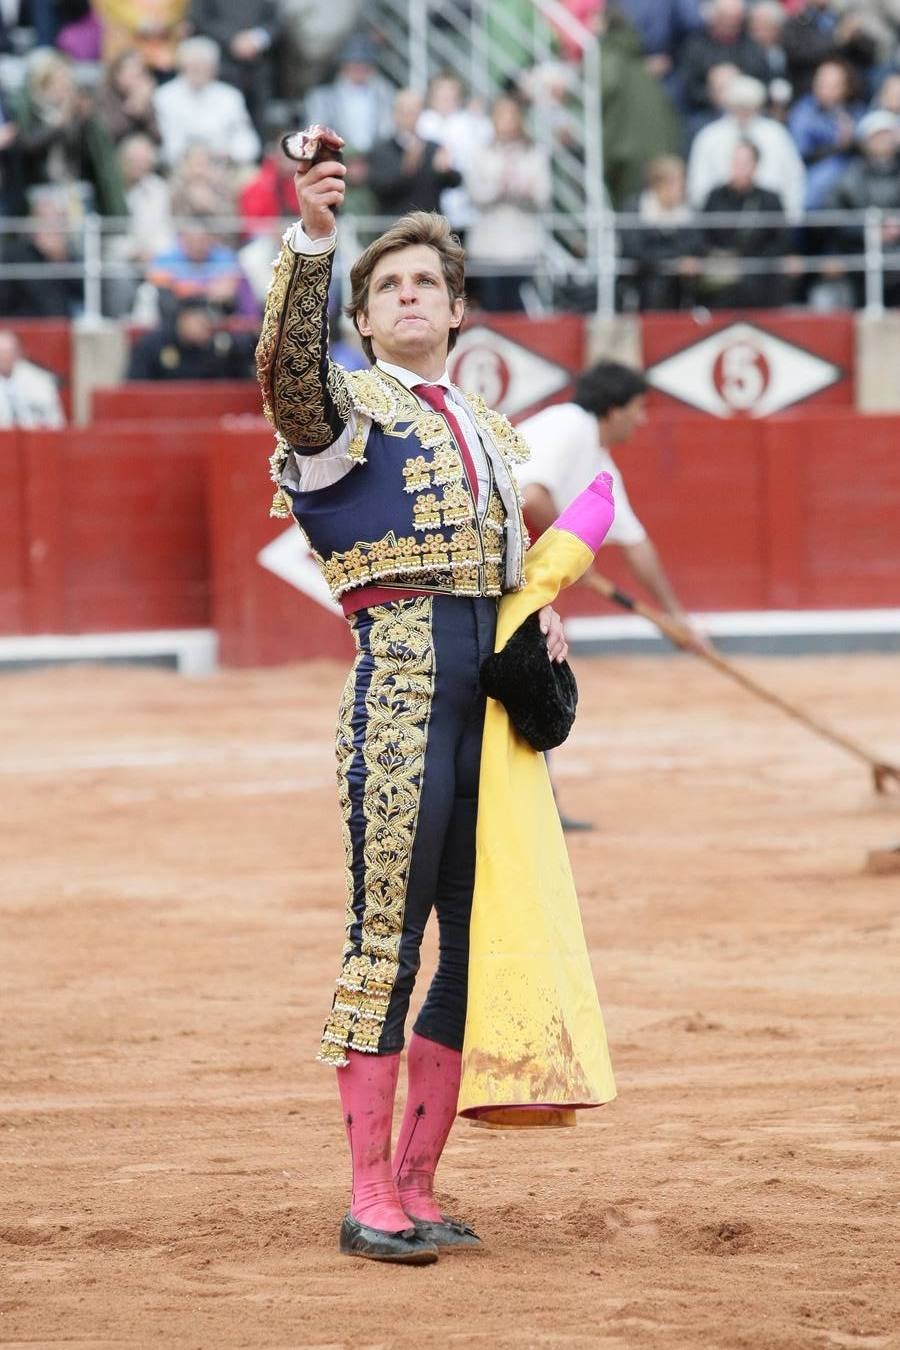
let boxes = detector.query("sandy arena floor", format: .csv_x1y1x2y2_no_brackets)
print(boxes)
1,652,899,1350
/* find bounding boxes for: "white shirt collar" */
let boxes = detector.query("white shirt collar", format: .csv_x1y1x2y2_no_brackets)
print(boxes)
376,359,451,394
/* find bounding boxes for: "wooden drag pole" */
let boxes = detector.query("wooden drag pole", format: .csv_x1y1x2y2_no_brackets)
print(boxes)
581,572,900,796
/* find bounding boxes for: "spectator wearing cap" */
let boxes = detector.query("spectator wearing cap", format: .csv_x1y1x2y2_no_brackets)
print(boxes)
153,36,261,168
824,109,900,305
187,0,281,131
303,33,395,212
368,88,463,222
126,297,255,380
789,59,865,208
697,138,791,308
0,331,65,428
680,0,770,135
303,35,394,151
687,72,806,220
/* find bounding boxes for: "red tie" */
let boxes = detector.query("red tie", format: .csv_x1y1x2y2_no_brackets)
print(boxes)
413,382,479,501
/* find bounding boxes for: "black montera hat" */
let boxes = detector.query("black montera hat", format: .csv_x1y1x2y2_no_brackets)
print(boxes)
479,611,578,752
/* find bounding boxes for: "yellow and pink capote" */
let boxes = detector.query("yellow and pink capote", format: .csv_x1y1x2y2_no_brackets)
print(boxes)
459,474,619,1126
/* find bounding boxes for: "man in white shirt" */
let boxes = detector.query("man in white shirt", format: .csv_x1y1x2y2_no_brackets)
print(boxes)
257,135,567,1265
518,360,707,646
517,361,709,829
153,36,261,168
0,330,64,428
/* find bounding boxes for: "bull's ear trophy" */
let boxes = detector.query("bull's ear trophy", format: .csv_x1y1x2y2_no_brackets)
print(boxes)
280,124,345,167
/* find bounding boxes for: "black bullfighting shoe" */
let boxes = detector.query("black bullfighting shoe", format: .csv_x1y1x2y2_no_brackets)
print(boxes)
411,1215,482,1250
338,1214,439,1264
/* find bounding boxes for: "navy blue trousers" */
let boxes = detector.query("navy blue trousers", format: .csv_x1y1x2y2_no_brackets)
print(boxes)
318,594,498,1065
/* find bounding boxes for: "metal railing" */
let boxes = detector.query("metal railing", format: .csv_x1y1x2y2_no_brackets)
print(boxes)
371,0,604,278
0,208,895,324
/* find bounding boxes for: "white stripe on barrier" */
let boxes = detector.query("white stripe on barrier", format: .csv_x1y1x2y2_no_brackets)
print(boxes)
0,628,218,676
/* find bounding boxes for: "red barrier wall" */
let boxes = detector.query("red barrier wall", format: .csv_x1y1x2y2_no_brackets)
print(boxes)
555,411,900,619
91,381,262,422
2,410,897,659
0,425,210,634
211,412,900,664
208,430,353,666
0,434,27,632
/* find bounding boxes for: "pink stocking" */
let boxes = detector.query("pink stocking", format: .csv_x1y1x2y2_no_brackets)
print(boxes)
393,1033,462,1223
337,1050,410,1232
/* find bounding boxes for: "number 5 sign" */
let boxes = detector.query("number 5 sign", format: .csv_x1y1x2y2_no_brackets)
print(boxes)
643,319,847,418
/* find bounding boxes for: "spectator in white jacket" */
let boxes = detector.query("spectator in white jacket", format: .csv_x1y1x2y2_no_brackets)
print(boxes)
416,72,492,239
153,37,261,169
465,94,551,311
687,72,806,219
0,332,65,428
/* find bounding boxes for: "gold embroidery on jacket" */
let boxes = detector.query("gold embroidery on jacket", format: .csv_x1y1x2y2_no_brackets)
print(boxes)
257,239,353,453
267,362,518,600
318,527,503,599
465,393,532,465
345,366,401,426
318,598,435,1065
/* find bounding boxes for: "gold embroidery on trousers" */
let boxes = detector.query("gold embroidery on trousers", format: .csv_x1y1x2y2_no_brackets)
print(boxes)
318,598,435,1065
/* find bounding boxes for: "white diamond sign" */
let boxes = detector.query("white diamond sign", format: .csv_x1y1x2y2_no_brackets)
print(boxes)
258,527,341,615
448,325,571,416
646,321,842,418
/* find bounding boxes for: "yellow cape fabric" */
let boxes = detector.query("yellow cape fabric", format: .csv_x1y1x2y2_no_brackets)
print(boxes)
458,526,617,1120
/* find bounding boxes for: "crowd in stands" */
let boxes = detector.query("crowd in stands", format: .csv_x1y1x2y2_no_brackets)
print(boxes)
0,0,897,396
